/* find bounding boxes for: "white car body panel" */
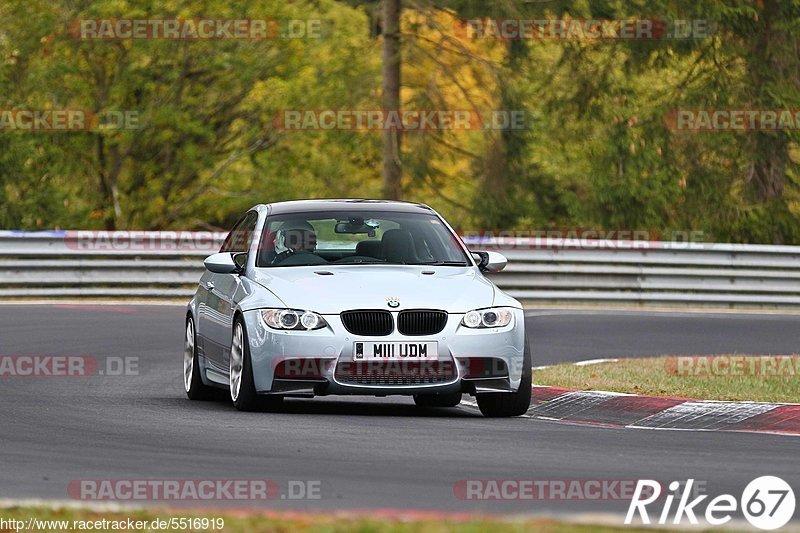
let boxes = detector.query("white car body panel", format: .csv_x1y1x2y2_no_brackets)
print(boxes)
187,199,527,399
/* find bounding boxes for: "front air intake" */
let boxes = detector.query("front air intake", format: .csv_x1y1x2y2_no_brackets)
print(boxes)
397,310,447,336
340,310,394,336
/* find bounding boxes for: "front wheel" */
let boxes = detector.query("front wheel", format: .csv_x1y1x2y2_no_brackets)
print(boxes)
476,333,532,417
229,317,283,412
184,317,215,400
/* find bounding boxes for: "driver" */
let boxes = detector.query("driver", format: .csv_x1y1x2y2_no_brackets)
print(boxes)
272,220,317,264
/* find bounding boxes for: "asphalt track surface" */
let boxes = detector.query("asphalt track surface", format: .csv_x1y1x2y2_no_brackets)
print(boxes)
0,304,798,519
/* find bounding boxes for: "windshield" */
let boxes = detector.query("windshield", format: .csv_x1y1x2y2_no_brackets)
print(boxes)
255,210,471,267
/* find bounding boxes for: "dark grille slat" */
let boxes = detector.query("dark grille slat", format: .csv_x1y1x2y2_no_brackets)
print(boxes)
340,309,446,336
341,310,393,336
397,310,447,336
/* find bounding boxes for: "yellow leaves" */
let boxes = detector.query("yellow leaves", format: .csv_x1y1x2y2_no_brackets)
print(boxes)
394,8,507,226
402,9,500,111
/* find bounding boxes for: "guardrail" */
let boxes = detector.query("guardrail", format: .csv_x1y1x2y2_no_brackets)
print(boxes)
2,230,800,307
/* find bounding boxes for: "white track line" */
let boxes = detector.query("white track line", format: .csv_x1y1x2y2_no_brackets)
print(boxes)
532,358,620,371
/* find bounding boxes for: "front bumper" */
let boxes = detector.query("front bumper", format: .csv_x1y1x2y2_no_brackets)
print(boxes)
242,308,525,396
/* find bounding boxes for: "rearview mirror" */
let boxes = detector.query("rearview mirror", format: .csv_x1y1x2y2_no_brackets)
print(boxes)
334,218,378,237
472,251,507,273
204,252,241,274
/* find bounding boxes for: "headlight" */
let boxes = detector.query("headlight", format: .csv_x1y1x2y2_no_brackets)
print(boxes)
260,309,327,330
461,307,514,328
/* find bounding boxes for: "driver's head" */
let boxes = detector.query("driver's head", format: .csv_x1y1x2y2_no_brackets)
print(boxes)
278,220,317,253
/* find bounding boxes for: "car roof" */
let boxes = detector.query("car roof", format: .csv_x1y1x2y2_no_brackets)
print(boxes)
263,199,434,215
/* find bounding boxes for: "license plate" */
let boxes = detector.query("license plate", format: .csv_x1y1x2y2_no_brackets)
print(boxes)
354,341,438,361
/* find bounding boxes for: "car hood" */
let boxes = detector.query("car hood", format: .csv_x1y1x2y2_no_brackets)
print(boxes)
250,265,496,314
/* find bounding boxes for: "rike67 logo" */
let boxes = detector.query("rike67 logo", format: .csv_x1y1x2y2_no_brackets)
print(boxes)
626,477,796,530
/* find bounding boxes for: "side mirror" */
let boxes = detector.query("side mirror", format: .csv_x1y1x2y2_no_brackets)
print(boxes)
472,250,507,273
204,252,242,274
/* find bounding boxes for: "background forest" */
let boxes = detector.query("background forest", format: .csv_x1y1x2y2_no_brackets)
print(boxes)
1,0,799,243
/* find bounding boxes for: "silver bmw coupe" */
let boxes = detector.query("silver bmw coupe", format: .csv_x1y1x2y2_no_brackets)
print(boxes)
184,199,531,417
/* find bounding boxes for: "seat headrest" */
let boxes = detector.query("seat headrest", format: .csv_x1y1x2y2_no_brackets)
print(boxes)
381,229,417,263
355,240,382,258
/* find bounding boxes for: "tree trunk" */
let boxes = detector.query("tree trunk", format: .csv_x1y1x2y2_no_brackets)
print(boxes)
746,0,794,201
475,40,528,228
382,0,402,200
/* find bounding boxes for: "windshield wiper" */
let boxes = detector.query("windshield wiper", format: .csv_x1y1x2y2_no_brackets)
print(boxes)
334,258,386,264
413,261,470,266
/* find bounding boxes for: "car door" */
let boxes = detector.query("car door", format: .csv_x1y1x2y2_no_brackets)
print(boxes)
199,211,259,373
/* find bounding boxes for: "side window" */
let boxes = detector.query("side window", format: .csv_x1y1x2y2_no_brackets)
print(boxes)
221,212,259,253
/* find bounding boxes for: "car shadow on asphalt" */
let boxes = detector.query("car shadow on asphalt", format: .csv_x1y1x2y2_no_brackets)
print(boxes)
274,398,480,418
174,391,482,418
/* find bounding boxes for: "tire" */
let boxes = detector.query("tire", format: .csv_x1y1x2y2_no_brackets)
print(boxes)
476,332,532,418
184,316,215,400
230,316,283,412
413,392,462,408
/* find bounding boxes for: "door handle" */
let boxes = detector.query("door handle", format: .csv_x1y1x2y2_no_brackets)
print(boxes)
206,281,215,291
